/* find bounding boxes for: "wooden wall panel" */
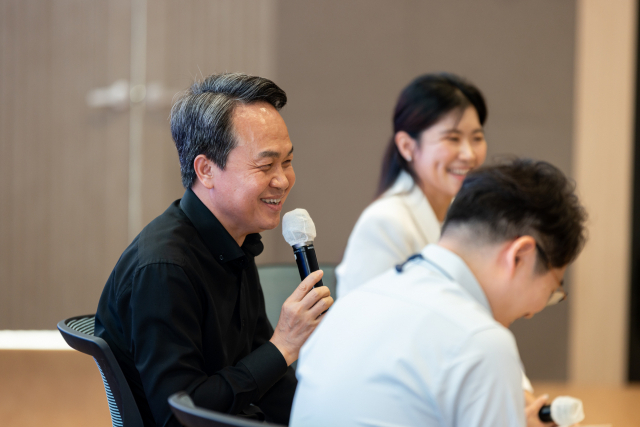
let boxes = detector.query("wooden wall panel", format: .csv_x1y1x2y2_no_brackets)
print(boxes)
139,0,279,258
0,1,131,329
570,0,636,385
275,0,577,381
0,0,280,329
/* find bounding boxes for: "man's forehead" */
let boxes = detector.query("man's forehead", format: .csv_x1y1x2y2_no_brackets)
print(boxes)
230,102,291,156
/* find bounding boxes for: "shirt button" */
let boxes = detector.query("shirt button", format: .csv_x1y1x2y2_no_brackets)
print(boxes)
219,255,224,261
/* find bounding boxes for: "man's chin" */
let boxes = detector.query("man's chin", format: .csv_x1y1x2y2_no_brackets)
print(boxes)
259,217,281,232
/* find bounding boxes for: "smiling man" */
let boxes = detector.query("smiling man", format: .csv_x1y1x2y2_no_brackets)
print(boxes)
95,73,333,427
291,159,587,427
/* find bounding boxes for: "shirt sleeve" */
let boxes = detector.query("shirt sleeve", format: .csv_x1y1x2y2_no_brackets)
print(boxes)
127,262,289,427
440,327,526,427
248,270,297,424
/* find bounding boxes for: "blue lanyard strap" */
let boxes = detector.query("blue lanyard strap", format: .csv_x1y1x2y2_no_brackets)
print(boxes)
395,253,454,282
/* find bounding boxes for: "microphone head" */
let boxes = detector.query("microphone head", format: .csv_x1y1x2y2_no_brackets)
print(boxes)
282,209,316,247
550,396,585,426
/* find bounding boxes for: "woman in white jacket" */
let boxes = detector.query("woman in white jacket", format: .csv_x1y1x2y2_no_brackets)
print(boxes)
335,73,544,404
336,73,488,298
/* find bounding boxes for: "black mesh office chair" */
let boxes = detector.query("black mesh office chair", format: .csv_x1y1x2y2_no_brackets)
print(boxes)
168,392,285,427
57,314,143,427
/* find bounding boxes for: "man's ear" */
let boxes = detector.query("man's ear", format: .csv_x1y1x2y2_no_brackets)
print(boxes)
505,235,537,274
394,131,417,162
193,154,218,190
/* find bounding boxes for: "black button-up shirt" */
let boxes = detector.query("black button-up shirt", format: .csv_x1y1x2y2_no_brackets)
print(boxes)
95,188,296,427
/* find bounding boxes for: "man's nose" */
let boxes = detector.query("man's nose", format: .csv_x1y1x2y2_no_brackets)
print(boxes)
270,166,289,189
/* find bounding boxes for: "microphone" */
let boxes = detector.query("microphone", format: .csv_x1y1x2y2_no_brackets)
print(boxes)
538,396,585,425
282,209,324,288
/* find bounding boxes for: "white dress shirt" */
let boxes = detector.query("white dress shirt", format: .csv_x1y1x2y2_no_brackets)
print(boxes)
336,171,441,299
291,245,526,427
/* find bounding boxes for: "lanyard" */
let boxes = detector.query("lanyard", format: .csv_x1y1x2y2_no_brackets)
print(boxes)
395,253,454,282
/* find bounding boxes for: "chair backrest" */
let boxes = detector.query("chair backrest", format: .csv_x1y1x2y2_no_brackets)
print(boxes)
168,392,285,427
57,315,143,427
258,263,336,328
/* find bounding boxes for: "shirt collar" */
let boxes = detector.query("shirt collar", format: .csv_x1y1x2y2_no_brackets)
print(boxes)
383,171,442,244
383,170,415,197
179,188,264,263
420,244,492,315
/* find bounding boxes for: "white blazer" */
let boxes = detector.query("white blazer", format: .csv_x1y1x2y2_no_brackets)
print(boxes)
336,171,441,299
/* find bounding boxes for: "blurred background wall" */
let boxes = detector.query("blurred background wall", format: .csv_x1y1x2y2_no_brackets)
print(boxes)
0,0,634,385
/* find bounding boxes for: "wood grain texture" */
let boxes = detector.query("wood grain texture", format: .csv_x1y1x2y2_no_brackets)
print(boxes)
0,350,111,427
0,0,281,329
0,1,131,329
275,0,577,382
532,381,640,427
0,352,638,427
571,0,636,385
140,0,279,256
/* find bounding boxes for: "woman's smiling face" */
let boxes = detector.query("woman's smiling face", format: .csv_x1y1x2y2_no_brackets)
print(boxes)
412,106,487,201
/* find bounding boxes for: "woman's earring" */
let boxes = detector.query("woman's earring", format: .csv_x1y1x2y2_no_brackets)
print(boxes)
406,155,412,162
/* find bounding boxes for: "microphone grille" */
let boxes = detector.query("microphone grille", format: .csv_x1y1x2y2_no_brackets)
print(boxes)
550,396,585,425
282,209,316,246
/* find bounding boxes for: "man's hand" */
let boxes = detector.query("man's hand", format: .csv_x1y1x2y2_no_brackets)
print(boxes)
526,394,556,427
270,270,334,365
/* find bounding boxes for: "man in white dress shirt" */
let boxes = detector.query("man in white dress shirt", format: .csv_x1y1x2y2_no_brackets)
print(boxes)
290,159,586,427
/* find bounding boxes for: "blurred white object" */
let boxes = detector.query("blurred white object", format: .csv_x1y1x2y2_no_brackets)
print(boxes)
86,80,176,110
551,396,585,426
145,81,176,108
282,209,316,247
86,79,130,110
0,330,71,350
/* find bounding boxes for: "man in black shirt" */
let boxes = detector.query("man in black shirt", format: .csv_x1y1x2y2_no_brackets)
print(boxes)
95,73,333,426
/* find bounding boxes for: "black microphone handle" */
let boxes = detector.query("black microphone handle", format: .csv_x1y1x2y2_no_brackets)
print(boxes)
538,405,552,423
293,244,325,288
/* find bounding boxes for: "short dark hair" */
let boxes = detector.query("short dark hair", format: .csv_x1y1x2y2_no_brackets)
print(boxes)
377,73,487,196
442,159,587,271
170,73,288,188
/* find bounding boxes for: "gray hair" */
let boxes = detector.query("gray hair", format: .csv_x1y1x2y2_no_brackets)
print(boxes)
170,73,288,188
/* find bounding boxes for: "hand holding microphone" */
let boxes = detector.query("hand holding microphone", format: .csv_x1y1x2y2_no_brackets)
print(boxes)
527,393,585,427
539,396,585,426
269,209,334,365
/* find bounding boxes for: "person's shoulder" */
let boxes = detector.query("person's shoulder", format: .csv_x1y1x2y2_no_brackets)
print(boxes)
435,294,508,344
467,323,517,353
444,313,518,369
446,324,522,388
352,193,414,235
135,199,198,268
392,274,506,347
362,192,412,218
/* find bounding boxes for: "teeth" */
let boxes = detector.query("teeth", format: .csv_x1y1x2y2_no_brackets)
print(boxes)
261,198,281,205
450,168,470,175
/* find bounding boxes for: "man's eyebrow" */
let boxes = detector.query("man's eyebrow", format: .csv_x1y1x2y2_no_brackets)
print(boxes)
257,146,294,159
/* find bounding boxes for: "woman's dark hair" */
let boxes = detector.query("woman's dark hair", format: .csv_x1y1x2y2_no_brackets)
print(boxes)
377,73,487,196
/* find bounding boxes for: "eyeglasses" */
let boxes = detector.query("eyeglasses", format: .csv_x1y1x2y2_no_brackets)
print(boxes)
535,243,567,306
